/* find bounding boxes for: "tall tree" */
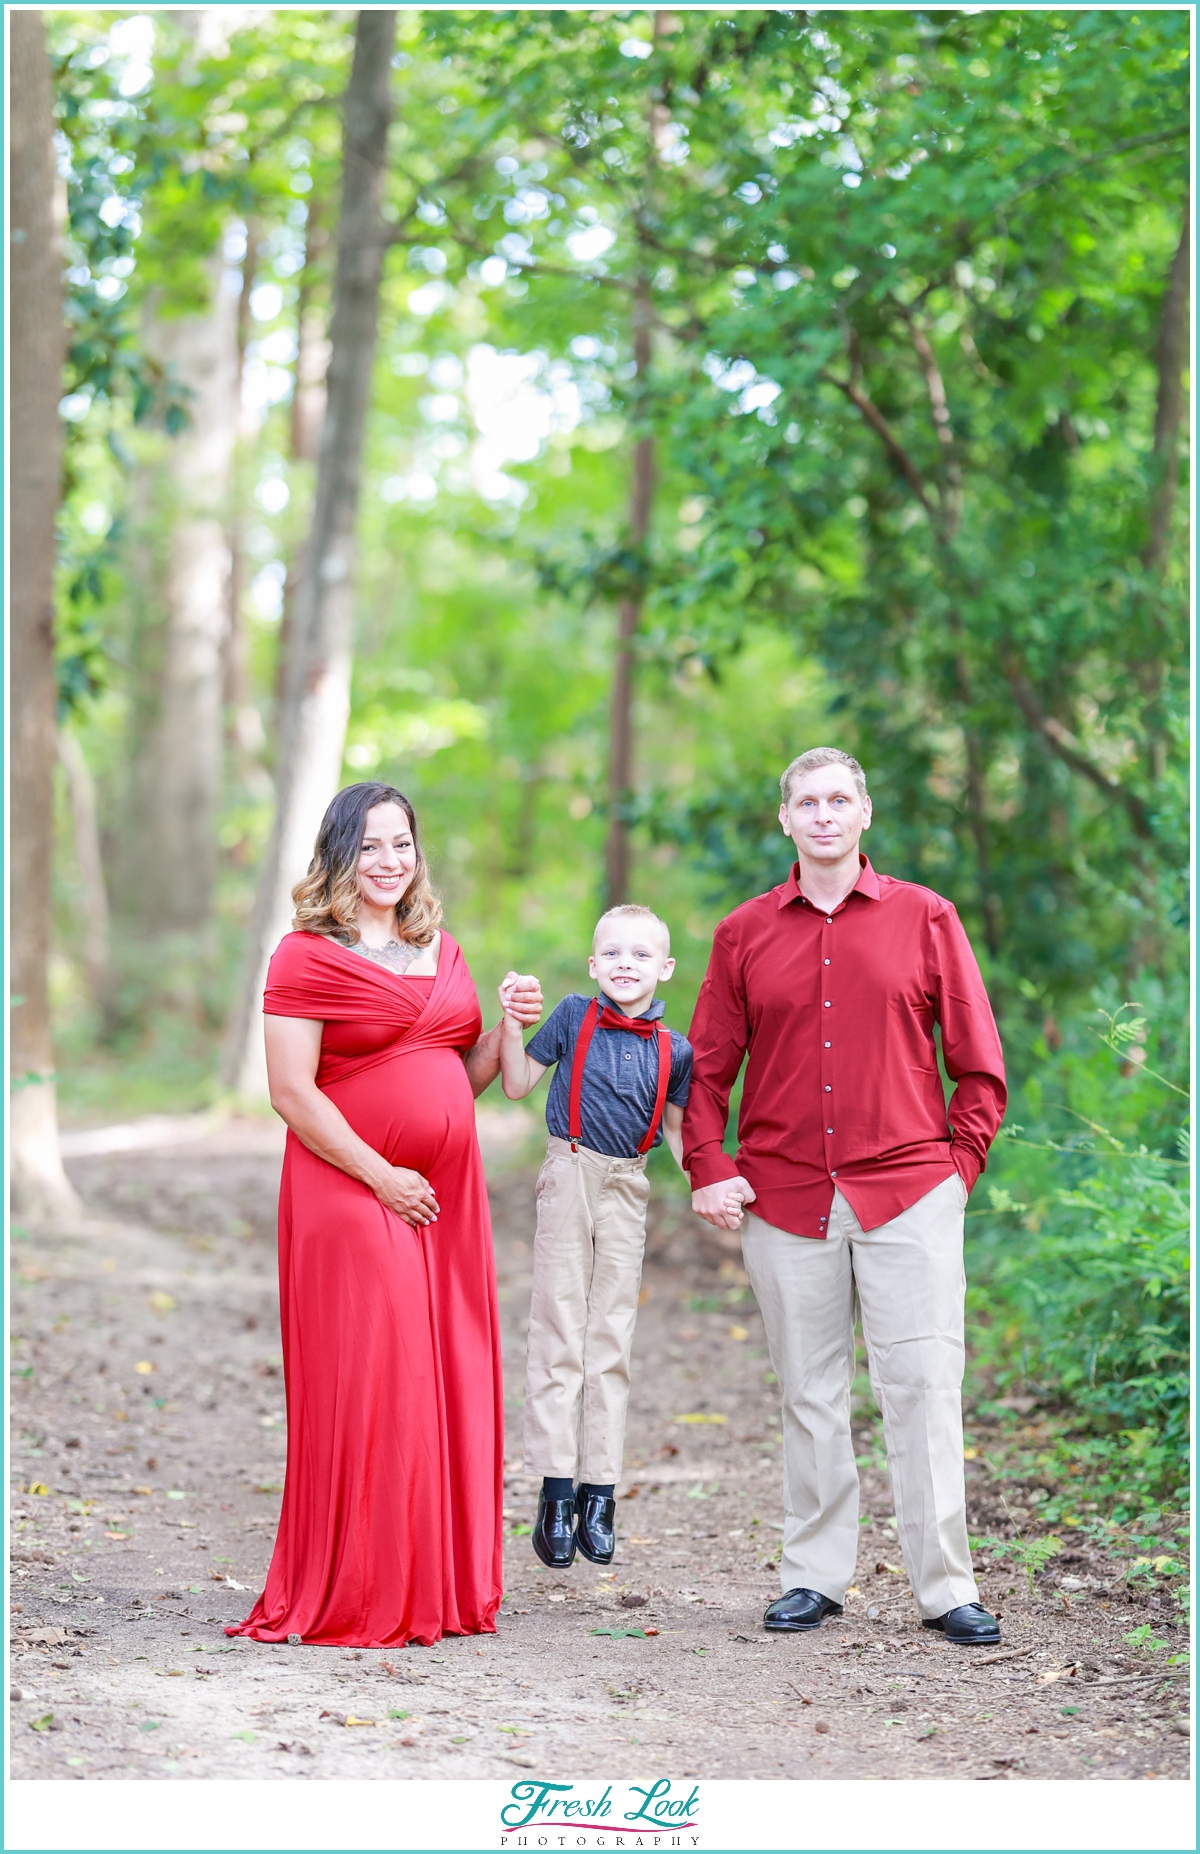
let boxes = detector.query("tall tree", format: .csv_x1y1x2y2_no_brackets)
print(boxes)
605,281,654,907
1142,199,1190,582
290,200,332,465
650,9,1188,1003
224,8,398,1096
418,9,787,907
10,11,80,1217
603,9,675,906
57,725,110,1009
119,249,240,930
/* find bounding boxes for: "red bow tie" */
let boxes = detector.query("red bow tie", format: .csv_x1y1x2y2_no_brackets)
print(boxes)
597,1004,659,1038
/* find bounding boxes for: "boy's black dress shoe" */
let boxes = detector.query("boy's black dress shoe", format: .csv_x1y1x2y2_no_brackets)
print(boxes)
532,1489,576,1568
575,1490,616,1564
763,1587,843,1632
922,1602,1001,1644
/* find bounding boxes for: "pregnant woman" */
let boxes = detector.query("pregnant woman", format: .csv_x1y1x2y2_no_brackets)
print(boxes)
228,782,541,1648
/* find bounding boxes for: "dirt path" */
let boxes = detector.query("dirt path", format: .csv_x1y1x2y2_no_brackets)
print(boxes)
9,1117,1190,1783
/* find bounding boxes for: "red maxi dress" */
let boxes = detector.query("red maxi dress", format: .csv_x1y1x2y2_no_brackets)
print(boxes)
227,929,504,1647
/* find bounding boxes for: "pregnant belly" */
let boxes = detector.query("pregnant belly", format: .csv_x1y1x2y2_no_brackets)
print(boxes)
324,1047,478,1176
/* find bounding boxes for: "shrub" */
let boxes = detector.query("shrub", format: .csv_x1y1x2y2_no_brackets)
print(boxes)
966,987,1190,1505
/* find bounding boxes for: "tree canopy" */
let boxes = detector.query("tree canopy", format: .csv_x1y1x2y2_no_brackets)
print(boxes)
46,4,1187,1053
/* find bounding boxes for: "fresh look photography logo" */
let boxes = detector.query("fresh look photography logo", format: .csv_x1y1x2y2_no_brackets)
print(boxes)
499,1779,701,1848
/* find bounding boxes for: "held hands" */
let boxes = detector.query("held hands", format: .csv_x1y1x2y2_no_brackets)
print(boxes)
373,1165,440,1227
498,970,543,1029
692,1176,757,1231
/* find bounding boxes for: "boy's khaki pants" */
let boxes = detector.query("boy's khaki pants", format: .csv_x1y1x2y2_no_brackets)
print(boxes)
523,1136,650,1485
741,1172,979,1620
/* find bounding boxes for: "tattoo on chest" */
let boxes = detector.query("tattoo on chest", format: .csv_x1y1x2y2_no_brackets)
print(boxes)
351,938,422,974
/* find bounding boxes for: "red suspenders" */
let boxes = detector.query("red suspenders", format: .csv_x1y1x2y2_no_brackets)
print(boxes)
567,998,673,1156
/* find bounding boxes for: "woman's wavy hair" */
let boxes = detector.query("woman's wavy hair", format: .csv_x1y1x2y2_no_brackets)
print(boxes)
291,782,442,946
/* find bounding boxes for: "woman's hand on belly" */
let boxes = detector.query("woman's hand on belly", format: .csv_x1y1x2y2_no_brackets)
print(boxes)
267,1014,440,1225
373,1164,440,1226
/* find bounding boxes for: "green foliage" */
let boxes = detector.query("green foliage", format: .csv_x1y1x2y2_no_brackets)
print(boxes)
1124,1624,1170,1655
656,11,1189,1009
974,1529,1063,1598
967,987,1189,1506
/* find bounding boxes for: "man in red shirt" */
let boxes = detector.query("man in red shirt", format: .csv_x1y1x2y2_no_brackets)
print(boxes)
684,747,1006,1644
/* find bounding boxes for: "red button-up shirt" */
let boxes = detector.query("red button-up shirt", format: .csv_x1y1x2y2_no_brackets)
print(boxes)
683,856,1006,1238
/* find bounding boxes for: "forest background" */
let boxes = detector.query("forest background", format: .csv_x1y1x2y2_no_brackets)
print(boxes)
11,6,1191,1565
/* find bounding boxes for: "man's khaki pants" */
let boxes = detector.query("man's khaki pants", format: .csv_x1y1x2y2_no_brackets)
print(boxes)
523,1137,650,1485
741,1173,979,1620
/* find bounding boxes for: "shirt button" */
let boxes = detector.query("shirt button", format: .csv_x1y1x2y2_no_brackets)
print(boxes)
826,1127,833,1135
823,957,830,965
826,917,833,924
824,1041,831,1049
824,1000,831,1008
825,1085,832,1092
831,1170,837,1178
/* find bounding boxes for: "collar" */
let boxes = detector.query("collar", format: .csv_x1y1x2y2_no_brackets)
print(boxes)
593,995,665,1022
776,853,881,911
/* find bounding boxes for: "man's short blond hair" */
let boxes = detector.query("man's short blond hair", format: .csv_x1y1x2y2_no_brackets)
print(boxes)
592,904,670,955
780,747,868,804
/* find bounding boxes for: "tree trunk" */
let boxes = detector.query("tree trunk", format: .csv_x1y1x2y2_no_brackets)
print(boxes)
121,250,239,930
224,218,259,752
58,728,110,1009
272,205,331,722
290,199,331,464
604,279,654,908
223,8,397,1098
1142,196,1189,579
9,11,80,1218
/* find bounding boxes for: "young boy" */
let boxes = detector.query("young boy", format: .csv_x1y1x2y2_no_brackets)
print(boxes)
499,905,693,1568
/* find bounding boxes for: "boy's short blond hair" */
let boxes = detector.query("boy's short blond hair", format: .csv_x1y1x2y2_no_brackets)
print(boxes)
780,746,868,803
592,904,671,955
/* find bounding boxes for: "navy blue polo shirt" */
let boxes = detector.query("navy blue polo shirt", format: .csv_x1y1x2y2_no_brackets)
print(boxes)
526,993,693,1159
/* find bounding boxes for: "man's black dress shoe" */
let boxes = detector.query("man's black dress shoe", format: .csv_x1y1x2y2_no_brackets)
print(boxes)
532,1489,576,1568
575,1490,616,1564
763,1587,843,1632
922,1602,1001,1644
